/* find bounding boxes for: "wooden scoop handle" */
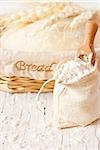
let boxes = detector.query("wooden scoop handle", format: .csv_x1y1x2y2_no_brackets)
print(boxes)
84,20,98,50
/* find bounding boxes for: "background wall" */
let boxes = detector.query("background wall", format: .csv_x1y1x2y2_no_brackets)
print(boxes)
0,0,32,15
0,0,99,15
73,0,99,9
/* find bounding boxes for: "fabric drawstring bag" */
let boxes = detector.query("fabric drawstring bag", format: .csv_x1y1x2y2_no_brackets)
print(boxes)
36,57,100,129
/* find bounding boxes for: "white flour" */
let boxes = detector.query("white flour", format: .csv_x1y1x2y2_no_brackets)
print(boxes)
54,57,95,84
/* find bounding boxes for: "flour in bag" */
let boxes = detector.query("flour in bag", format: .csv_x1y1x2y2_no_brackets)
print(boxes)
53,56,100,128
36,55,96,111
36,55,99,128
54,55,95,84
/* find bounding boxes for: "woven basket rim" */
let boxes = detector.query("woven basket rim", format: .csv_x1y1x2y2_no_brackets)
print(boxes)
0,75,54,93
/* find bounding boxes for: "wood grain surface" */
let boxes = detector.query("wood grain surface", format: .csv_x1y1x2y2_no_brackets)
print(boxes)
0,92,100,150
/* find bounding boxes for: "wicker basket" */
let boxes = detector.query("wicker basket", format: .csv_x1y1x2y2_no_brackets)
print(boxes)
0,76,54,93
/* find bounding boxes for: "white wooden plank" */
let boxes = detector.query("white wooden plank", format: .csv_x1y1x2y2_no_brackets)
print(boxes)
0,91,100,150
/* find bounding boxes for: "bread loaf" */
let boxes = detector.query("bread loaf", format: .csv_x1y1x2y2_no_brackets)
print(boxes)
1,2,99,52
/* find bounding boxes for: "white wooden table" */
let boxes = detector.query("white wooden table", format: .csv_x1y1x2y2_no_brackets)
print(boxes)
0,1,100,149
0,92,100,150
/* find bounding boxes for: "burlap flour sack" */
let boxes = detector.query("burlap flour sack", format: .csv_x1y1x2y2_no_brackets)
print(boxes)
36,52,100,128
53,59,100,128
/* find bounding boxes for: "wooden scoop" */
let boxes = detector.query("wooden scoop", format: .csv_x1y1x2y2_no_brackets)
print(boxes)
79,20,98,65
84,20,98,48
